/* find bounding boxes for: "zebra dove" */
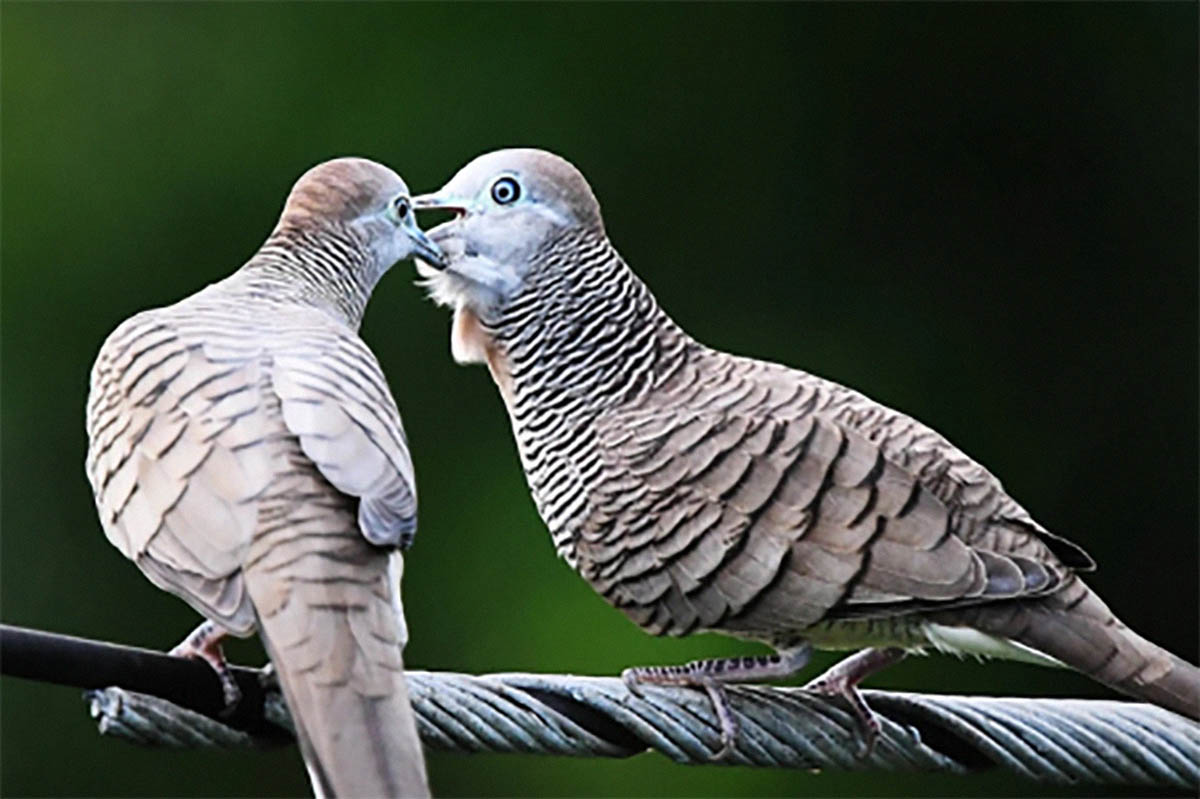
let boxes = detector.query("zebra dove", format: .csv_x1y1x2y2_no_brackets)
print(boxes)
86,158,441,796
413,148,1200,756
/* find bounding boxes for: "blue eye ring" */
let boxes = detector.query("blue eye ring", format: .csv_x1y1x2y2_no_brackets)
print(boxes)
391,195,411,219
491,176,520,205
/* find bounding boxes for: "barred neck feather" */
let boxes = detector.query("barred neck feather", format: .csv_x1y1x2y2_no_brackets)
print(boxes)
491,228,692,419
235,224,379,330
482,228,695,562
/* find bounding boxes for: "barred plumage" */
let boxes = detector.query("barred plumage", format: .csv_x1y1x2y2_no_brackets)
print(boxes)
86,158,438,797
415,148,1199,751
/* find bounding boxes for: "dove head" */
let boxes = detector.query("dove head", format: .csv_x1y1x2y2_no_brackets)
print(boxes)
274,157,444,272
413,148,606,315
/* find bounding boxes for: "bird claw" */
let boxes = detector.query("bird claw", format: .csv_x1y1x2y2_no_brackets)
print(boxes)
699,680,740,761
802,646,905,758
170,620,241,716
811,676,878,753
622,662,741,761
621,648,817,760
803,676,880,758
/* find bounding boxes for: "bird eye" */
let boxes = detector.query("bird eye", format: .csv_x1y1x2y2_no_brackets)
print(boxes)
391,196,411,219
491,176,520,205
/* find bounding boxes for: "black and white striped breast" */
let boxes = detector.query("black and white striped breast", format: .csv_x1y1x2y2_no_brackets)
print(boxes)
489,230,688,565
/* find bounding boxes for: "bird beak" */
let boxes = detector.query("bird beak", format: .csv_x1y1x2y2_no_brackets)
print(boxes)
412,191,468,216
402,215,446,269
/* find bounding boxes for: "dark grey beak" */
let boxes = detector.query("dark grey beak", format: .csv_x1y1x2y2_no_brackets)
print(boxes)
402,216,446,269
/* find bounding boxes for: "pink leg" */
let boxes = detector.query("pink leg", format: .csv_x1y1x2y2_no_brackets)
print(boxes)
803,646,907,756
622,644,812,760
170,620,240,712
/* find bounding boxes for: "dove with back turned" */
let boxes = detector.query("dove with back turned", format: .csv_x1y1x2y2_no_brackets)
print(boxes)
86,158,442,796
414,148,1199,756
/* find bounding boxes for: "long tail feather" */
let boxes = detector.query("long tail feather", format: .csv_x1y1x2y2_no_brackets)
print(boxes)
947,577,1199,720
247,549,427,798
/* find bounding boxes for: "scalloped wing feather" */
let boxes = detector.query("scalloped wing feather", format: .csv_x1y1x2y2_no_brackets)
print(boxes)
85,313,271,633
273,340,416,547
582,355,1078,641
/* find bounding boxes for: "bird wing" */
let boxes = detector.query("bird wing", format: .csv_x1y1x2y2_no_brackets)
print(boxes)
85,310,274,633
581,354,1080,639
272,326,417,548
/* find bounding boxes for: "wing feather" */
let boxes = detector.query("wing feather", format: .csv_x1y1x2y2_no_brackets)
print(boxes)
85,312,271,633
273,336,416,547
580,355,1081,641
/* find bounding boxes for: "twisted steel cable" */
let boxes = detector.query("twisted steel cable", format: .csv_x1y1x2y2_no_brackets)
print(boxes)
3,625,1196,788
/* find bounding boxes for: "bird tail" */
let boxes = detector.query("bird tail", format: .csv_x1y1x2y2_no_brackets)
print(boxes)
952,577,1199,720
245,546,427,798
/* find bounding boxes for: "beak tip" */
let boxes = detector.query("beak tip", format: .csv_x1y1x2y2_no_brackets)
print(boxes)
417,242,447,270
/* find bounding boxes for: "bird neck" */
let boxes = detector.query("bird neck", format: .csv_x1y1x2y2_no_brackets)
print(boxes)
484,230,695,423
236,224,381,330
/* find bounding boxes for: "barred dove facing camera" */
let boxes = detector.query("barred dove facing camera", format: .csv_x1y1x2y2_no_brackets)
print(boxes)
414,148,1199,757
86,158,442,797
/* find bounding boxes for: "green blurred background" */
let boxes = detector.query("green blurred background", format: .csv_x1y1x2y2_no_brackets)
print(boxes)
2,3,1196,797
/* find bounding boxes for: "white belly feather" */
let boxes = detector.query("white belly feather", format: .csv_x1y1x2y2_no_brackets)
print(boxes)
921,623,1066,668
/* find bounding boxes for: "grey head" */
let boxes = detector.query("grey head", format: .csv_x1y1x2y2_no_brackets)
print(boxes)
413,148,605,315
270,156,445,275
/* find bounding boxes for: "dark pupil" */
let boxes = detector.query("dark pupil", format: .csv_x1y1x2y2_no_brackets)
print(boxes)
394,199,409,217
492,178,519,204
